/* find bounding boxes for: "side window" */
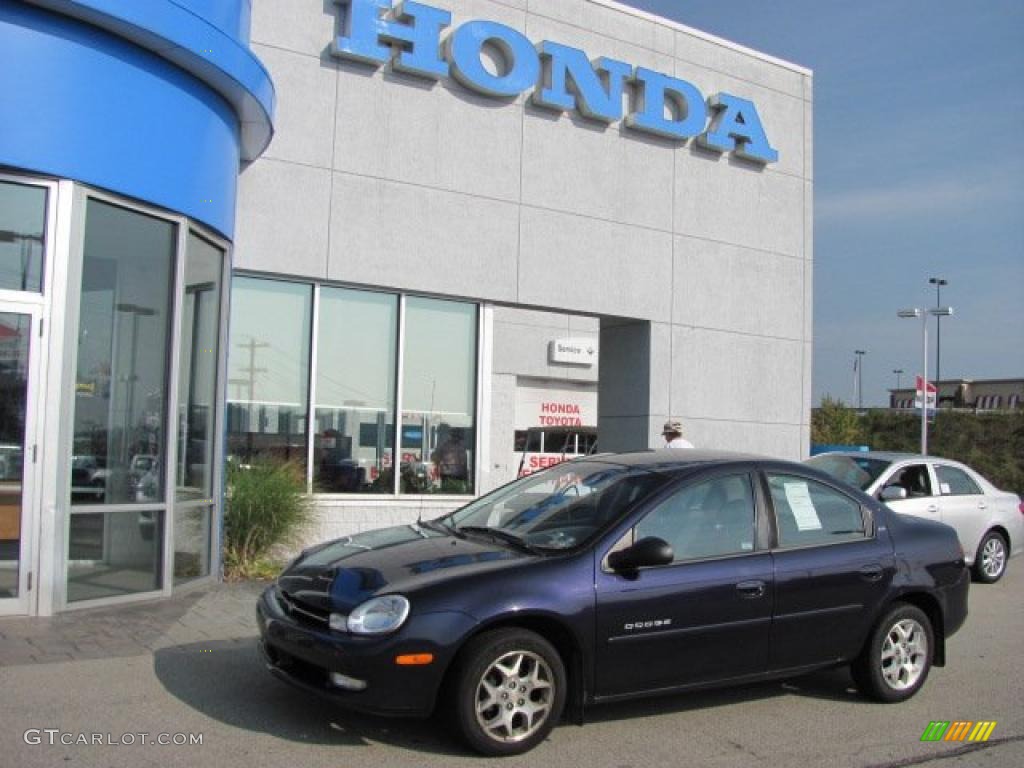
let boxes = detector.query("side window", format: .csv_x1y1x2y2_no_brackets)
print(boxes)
882,463,934,499
635,474,756,562
935,465,982,496
767,473,867,548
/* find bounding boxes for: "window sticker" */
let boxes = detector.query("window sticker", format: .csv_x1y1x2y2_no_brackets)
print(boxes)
784,482,822,531
940,482,951,495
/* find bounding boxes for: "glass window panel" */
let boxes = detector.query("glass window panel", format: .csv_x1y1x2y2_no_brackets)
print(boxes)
637,474,756,561
313,287,397,494
67,510,164,602
0,180,46,293
226,277,311,471
0,313,31,597
72,200,175,505
935,465,982,496
173,505,212,584
767,473,867,548
400,298,477,495
176,234,224,501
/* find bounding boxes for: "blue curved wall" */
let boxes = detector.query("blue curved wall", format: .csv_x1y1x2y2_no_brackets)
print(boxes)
0,0,275,238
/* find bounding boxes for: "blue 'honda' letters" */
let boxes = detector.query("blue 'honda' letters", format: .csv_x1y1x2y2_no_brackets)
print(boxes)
331,0,779,164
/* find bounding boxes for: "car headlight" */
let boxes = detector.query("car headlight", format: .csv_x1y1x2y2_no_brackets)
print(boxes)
338,595,410,635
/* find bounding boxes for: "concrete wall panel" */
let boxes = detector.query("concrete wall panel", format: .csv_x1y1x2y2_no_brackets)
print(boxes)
327,173,519,300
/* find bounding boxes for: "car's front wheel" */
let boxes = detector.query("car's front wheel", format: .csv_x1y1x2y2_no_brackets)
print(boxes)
451,628,566,756
852,603,933,703
973,530,1008,583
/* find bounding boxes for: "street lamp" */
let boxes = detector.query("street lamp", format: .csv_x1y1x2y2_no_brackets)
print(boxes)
898,306,953,455
854,350,867,410
929,277,948,403
893,368,904,391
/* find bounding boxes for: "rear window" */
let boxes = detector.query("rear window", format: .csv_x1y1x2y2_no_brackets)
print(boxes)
805,454,891,491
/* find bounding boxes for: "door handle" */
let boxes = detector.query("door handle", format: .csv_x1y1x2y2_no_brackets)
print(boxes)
978,502,987,510
926,505,938,513
736,580,766,598
859,565,884,582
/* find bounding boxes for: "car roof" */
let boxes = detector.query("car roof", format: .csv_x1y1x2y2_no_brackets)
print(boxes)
576,449,773,472
815,450,938,463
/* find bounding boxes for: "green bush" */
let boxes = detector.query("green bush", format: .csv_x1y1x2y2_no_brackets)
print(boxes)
223,460,312,579
857,410,1024,498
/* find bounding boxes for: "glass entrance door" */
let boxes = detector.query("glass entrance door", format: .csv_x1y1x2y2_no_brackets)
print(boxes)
0,307,38,614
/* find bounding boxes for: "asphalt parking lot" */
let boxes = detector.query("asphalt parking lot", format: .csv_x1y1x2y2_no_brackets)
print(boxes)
1,564,1021,768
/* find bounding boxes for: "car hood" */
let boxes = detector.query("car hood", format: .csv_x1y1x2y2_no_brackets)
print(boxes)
276,523,531,614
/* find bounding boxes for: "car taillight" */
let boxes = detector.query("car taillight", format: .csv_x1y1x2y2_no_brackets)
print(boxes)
1019,501,1024,516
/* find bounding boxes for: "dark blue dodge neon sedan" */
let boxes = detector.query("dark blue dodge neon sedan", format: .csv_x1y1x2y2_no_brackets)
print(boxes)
257,451,969,756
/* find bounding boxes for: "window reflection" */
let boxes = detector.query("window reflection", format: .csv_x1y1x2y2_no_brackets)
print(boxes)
0,180,46,293
400,298,477,495
313,288,397,493
0,314,31,598
226,278,311,469
176,234,223,501
67,510,164,602
72,200,175,505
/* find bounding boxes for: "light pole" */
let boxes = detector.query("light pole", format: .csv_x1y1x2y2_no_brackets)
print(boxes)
929,277,947,404
854,350,867,410
898,306,953,455
115,303,157,465
893,368,904,391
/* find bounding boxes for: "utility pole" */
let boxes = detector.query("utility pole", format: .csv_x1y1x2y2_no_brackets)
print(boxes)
855,350,867,410
234,337,268,457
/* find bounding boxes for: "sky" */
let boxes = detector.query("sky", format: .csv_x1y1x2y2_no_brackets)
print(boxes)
624,0,1024,407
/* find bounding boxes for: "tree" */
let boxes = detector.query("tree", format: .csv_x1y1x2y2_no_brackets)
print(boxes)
812,396,864,446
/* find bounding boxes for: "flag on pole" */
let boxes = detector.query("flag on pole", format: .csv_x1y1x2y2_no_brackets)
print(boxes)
915,375,937,411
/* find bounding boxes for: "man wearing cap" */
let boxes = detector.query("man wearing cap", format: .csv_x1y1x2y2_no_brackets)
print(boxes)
661,419,694,449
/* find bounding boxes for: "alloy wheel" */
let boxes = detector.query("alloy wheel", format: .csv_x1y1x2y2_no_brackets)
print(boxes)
981,537,1006,579
474,650,555,743
880,618,928,690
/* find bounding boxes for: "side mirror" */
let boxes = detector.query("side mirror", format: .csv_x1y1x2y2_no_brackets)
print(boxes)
607,536,674,572
880,485,908,501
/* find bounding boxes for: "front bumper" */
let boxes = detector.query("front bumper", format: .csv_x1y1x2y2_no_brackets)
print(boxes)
256,585,475,717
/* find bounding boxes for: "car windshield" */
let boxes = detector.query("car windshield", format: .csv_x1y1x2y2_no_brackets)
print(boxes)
806,454,892,491
446,460,670,552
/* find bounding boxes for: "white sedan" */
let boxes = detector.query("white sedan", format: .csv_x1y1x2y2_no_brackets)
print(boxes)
807,451,1023,583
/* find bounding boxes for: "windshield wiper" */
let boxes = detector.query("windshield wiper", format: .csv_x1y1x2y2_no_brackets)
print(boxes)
456,526,541,554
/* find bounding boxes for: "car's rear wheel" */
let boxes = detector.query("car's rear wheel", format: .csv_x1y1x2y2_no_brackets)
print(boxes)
973,530,1008,583
451,628,566,756
852,603,933,703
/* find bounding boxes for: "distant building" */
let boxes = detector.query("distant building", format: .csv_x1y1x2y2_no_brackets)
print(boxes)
890,378,1024,411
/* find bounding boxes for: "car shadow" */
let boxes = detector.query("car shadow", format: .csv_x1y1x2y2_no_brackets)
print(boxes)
152,638,466,756
155,637,867,754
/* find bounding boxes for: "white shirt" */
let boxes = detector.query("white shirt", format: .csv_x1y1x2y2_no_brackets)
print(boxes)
664,436,694,449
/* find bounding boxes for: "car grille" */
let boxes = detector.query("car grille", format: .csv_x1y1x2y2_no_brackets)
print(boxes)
277,588,330,627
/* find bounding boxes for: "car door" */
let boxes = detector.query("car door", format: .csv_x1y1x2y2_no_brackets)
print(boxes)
876,461,942,523
765,470,896,672
933,463,989,558
593,471,773,698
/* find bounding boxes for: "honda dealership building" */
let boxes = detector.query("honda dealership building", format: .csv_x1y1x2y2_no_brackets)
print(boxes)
0,0,812,615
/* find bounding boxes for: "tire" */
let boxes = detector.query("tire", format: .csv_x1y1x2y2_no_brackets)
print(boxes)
852,603,933,703
451,628,567,756
973,530,1008,584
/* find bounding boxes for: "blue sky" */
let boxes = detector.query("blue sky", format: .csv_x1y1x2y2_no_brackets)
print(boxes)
624,0,1024,406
